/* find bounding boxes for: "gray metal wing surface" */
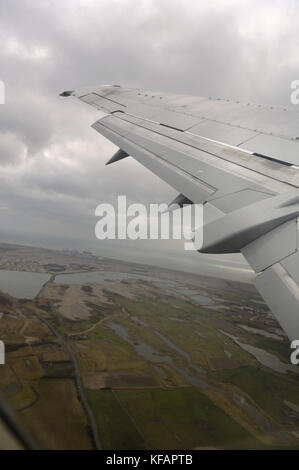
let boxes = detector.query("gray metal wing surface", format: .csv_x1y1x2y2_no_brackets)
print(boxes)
62,85,299,341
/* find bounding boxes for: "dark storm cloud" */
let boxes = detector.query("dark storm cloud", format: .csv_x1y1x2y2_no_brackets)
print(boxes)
0,0,299,280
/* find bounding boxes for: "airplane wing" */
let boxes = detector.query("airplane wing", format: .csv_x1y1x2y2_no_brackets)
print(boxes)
61,85,299,341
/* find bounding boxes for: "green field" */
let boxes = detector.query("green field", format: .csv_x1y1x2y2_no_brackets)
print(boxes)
215,366,299,424
85,388,145,449
2,268,299,450
116,387,263,449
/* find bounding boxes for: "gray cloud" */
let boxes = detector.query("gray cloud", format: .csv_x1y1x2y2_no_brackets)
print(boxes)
0,0,298,281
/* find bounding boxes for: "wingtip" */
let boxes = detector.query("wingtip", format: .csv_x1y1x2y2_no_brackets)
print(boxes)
59,90,74,97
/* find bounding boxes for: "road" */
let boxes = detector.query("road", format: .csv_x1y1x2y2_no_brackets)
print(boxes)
69,312,126,337
30,309,102,450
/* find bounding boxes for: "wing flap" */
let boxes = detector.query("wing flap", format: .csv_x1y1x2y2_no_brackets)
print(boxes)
241,219,298,272
242,218,299,340
188,120,258,146
238,134,299,166
255,263,299,341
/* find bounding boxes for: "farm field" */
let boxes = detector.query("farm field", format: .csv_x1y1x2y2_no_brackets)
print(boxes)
0,244,298,449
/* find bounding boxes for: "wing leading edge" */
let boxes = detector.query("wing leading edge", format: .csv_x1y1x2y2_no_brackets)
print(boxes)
62,85,299,341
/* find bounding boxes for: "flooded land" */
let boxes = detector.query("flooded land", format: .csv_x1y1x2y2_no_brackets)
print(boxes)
0,242,298,450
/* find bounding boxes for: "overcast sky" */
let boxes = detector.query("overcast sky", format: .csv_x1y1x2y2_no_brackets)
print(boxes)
0,0,298,281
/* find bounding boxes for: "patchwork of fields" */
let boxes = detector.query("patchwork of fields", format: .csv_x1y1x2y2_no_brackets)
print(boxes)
0,247,299,449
